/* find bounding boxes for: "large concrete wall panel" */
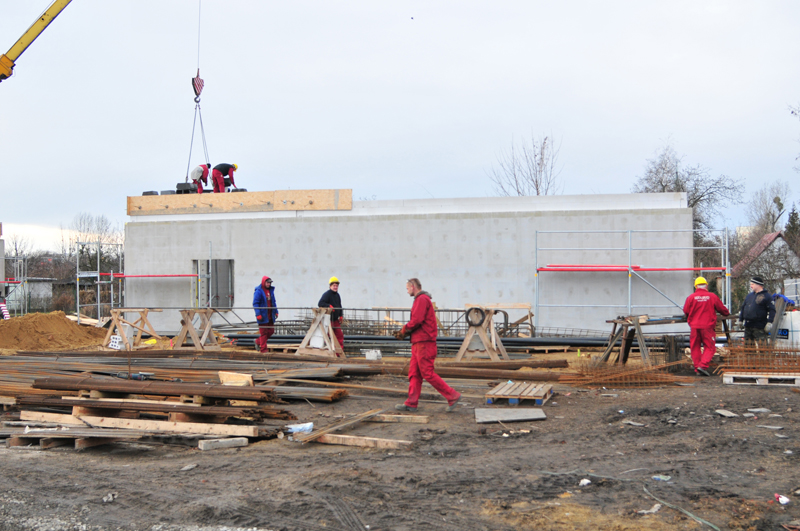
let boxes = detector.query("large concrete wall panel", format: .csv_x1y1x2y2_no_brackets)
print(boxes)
125,196,695,334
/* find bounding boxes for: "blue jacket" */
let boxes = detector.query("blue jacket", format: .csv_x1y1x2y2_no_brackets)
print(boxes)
253,284,278,323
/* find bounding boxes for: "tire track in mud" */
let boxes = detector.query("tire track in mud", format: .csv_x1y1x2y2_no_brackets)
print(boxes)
300,489,365,531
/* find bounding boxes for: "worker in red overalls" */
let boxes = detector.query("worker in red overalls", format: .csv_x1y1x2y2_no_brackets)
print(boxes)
211,163,238,193
683,276,729,376
394,278,461,412
189,163,211,194
253,276,278,352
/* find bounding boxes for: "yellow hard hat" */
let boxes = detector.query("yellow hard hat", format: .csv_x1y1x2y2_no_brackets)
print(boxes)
329,276,340,285
694,276,708,287
232,163,238,171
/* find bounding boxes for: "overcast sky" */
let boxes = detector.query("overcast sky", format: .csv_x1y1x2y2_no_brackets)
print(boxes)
2,1,799,251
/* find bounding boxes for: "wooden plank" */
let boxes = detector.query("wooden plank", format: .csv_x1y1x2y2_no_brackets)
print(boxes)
293,409,384,444
474,408,547,424
365,414,429,424
39,438,70,449
0,397,16,406
218,371,254,386
63,396,202,408
20,411,259,437
75,438,119,450
127,189,352,216
7,437,40,448
198,437,249,451
489,381,517,396
315,433,412,450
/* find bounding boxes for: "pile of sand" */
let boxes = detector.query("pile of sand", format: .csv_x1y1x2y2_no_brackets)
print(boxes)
0,311,107,351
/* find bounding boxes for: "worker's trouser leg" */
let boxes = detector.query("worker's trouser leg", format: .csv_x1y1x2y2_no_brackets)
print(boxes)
690,327,716,370
405,341,460,408
256,323,274,353
211,169,225,193
331,319,344,356
194,180,204,194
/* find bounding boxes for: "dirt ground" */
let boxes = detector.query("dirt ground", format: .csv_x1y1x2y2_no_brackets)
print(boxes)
2,371,800,531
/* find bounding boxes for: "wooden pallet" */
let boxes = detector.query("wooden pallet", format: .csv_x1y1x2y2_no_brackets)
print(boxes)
722,373,800,387
485,382,553,406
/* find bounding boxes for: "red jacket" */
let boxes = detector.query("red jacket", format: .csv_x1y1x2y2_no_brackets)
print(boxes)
405,291,438,343
683,288,729,329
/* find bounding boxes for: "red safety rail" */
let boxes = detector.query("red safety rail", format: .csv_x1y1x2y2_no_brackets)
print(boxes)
0,279,22,284
97,273,200,279
538,265,727,273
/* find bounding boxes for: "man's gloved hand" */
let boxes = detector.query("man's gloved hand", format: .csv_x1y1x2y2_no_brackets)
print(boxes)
256,315,262,320
393,326,407,340
765,322,773,333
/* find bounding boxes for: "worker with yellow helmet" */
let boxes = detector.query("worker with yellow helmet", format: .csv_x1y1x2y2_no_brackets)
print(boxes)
318,276,344,354
211,163,238,193
682,276,730,376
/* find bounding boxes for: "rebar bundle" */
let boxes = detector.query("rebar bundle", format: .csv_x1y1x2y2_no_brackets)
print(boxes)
559,360,693,388
718,343,800,374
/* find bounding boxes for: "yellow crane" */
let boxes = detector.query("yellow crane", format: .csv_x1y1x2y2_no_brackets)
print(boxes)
0,0,72,83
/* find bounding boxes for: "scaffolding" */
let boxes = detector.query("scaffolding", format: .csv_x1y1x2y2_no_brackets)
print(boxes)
76,240,123,322
534,228,731,330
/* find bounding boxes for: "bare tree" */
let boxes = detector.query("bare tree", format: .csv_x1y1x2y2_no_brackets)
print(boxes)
489,134,562,196
5,233,32,258
632,144,744,231
746,180,790,232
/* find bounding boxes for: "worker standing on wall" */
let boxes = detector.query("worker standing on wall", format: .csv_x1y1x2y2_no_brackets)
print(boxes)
189,163,211,194
253,276,278,352
394,278,461,412
211,163,238,193
739,275,776,343
683,276,729,376
318,276,344,354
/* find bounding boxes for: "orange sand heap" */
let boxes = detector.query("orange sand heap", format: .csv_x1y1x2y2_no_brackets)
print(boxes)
0,311,106,351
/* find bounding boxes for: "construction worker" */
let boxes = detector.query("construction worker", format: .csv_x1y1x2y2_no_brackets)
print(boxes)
211,163,238,193
739,275,776,342
253,276,278,353
394,278,461,412
683,276,729,376
189,163,211,194
318,277,344,354
0,297,9,319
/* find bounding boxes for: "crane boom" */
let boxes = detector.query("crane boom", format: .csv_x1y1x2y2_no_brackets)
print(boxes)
0,0,73,83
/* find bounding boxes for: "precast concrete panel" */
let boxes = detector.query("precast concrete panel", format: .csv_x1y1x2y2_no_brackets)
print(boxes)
125,195,694,334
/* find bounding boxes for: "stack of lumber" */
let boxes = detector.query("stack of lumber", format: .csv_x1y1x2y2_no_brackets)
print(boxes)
3,375,297,451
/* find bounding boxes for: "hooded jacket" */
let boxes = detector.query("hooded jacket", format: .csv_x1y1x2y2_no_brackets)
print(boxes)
405,291,437,343
253,277,278,323
318,288,343,321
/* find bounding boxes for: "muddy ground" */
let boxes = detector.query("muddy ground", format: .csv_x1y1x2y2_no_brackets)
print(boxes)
1,372,799,531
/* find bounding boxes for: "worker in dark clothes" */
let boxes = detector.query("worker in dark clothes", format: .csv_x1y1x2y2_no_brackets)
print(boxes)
394,278,461,413
683,276,729,376
253,276,278,352
739,275,775,342
189,163,211,194
211,163,238,193
318,276,344,354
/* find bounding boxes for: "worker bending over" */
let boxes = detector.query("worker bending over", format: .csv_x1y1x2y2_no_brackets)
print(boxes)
189,163,211,194
683,276,729,376
212,163,238,193
395,278,461,412
318,277,344,354
253,276,278,352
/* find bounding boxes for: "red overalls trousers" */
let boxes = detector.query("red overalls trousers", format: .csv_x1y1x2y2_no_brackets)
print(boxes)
331,319,344,356
256,321,274,353
211,169,226,193
404,341,460,408
690,327,717,370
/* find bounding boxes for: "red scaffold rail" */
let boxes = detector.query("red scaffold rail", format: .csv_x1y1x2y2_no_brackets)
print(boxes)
537,264,728,273
1,279,22,284
96,273,200,279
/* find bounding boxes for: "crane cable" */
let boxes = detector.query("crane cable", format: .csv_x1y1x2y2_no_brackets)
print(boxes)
185,0,210,182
